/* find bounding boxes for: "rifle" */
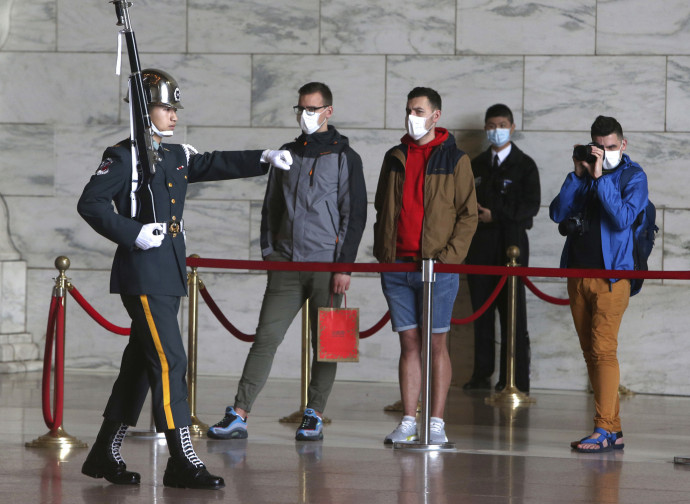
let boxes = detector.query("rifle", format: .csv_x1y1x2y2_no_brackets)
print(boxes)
112,0,159,222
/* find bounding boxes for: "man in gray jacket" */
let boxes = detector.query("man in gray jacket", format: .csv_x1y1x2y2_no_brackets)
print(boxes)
208,82,367,442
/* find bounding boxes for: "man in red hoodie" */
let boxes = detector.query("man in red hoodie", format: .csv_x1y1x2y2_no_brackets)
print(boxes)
374,87,477,444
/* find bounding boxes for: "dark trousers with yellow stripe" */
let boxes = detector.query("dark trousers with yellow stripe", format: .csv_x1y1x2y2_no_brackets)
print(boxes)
103,294,191,431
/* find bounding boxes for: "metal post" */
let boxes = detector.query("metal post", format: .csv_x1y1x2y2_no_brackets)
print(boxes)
395,259,454,451
26,256,87,450
187,254,208,436
486,246,535,407
280,300,311,423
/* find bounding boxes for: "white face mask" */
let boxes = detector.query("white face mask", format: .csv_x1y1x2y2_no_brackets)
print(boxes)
603,148,622,170
300,110,326,135
406,114,431,141
486,128,511,147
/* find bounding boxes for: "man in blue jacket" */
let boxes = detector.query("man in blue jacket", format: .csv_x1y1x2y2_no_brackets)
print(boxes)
550,115,648,453
207,82,367,443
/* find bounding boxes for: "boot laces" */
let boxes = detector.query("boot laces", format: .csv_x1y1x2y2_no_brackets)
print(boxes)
180,426,204,468
110,423,128,465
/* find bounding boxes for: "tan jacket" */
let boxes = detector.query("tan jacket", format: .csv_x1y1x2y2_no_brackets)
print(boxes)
373,134,478,264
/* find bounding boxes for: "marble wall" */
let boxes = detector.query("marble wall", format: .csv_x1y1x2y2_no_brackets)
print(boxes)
2,0,690,396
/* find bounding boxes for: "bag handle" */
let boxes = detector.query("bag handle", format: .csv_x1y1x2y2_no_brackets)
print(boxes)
329,292,347,308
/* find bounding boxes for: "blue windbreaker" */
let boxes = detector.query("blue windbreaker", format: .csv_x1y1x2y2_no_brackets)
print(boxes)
549,154,649,282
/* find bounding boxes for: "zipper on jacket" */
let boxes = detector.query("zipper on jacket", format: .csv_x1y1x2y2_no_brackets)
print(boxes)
309,157,319,187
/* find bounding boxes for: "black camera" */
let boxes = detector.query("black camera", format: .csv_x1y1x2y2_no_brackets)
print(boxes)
572,142,604,164
558,215,588,236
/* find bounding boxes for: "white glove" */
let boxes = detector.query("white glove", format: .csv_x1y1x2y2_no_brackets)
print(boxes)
261,149,293,170
135,223,165,250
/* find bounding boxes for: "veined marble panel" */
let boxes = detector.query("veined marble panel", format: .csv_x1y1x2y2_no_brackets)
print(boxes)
0,260,27,334
56,125,130,198
660,209,689,285
183,199,252,263
0,53,118,125
0,196,21,261
188,0,319,54
4,195,113,270
524,56,666,132
597,0,690,55
0,125,54,196
321,0,455,55
667,57,690,133
57,0,186,53
457,0,595,55
624,132,690,210
0,0,55,51
252,55,386,128
386,56,524,130
118,54,253,128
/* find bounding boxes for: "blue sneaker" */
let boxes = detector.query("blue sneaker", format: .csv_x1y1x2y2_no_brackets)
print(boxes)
207,406,248,440
295,408,323,441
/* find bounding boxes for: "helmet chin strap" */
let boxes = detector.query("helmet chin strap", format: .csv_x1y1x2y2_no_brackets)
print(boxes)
151,122,173,137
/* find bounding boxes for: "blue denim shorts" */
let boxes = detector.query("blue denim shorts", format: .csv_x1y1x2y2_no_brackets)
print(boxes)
380,268,459,333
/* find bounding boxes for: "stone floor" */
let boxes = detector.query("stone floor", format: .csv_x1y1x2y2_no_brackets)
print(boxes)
4,371,690,503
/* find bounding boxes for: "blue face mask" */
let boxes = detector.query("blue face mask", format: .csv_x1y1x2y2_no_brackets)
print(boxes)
486,128,511,147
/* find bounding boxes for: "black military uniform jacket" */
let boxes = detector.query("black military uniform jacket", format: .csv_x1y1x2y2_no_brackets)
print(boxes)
467,143,540,263
78,140,267,296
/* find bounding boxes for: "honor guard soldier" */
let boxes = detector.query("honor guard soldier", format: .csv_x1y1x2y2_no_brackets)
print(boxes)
78,68,292,490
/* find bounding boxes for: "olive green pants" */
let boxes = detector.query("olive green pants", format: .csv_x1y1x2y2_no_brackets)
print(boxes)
234,265,342,414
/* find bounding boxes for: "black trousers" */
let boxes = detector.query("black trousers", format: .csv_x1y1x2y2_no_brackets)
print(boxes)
467,228,531,391
103,294,191,431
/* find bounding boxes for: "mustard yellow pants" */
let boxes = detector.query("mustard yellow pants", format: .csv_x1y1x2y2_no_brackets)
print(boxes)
567,277,630,432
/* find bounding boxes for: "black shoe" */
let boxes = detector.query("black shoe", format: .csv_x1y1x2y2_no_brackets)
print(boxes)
82,420,141,485
162,456,225,490
164,425,225,490
462,378,491,390
494,381,505,392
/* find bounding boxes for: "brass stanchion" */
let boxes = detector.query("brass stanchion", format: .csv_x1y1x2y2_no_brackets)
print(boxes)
187,254,208,436
26,256,87,450
485,246,535,407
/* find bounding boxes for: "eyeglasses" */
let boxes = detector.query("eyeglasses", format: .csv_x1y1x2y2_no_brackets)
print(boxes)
293,105,328,116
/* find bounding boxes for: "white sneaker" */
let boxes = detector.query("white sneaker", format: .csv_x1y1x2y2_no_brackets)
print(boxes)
384,418,418,444
429,419,447,443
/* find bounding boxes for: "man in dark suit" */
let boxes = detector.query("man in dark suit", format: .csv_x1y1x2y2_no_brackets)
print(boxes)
78,68,292,490
463,104,540,394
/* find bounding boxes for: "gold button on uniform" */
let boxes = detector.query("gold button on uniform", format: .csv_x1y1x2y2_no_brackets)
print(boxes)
168,183,173,187
172,216,177,221
171,198,176,204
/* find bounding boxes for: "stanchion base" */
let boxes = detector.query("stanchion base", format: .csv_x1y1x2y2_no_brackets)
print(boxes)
674,456,690,465
393,441,456,452
189,416,209,437
485,386,536,407
25,427,88,449
279,409,331,424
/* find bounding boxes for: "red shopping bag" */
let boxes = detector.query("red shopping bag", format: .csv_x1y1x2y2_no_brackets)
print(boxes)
317,295,359,362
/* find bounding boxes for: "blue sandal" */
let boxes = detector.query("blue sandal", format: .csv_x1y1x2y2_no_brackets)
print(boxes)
571,429,624,450
574,427,613,453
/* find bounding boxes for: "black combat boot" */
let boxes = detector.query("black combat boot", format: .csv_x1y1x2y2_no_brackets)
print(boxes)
163,425,225,490
82,419,141,485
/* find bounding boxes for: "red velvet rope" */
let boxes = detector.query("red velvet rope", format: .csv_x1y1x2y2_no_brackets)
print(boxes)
451,275,508,325
68,286,131,335
521,276,570,306
199,284,255,342
41,295,64,431
199,283,394,341
187,256,690,281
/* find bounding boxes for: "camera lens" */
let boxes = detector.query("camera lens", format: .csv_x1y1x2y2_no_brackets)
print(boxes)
572,145,590,162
